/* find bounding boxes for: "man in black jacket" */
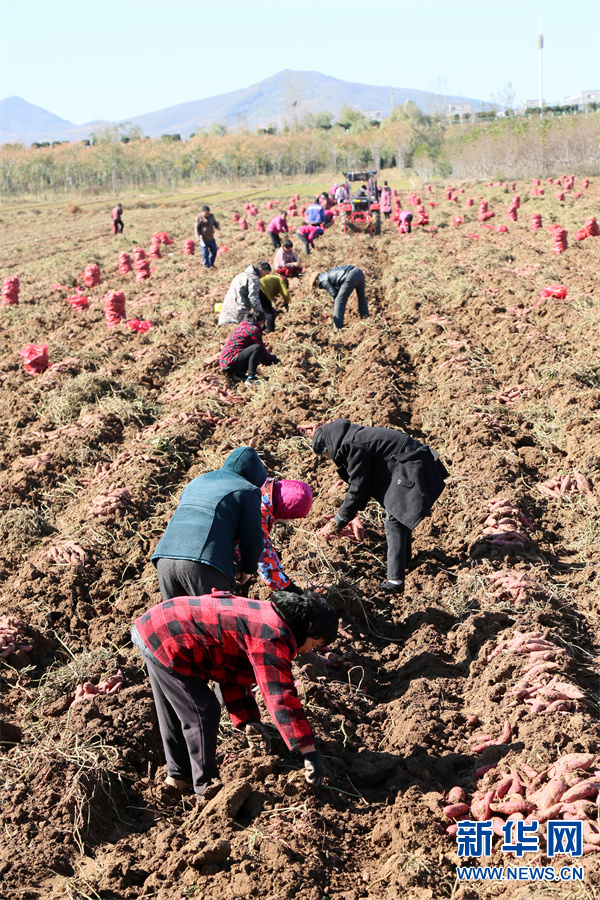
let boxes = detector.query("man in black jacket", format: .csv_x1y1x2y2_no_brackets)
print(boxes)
312,420,448,594
311,265,369,331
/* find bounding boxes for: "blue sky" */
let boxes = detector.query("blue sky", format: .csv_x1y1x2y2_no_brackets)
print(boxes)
1,0,599,122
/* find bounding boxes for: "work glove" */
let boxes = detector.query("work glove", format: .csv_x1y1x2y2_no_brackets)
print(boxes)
303,750,325,786
245,720,272,753
269,355,280,365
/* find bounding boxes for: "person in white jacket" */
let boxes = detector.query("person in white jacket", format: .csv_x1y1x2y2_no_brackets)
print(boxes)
218,262,271,326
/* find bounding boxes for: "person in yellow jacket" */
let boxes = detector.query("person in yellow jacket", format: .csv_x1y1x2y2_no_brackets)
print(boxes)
259,272,290,332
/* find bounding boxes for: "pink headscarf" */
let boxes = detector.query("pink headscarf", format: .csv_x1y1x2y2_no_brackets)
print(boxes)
272,480,313,520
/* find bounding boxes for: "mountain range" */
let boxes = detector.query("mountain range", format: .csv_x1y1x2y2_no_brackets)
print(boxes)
1,70,489,144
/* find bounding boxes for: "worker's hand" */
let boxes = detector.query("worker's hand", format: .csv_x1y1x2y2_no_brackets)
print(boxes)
237,571,251,585
303,750,325,786
316,517,340,541
269,355,280,365
245,720,272,753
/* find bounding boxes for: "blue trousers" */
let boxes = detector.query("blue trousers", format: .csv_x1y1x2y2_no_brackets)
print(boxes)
200,238,217,268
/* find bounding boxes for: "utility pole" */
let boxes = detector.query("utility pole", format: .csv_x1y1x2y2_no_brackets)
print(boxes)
538,30,543,114
390,88,395,114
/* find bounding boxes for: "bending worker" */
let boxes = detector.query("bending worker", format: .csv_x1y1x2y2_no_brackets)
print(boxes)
151,446,267,598
131,589,338,798
312,420,448,594
311,265,369,331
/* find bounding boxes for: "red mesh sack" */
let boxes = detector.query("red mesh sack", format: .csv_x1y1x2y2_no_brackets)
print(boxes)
126,318,153,333
585,216,600,236
232,213,240,223
532,178,541,186
299,205,307,215
293,193,300,202
104,290,126,329
255,219,265,232
574,229,587,241
425,184,432,193
539,284,567,300
547,177,554,184
264,201,276,210
239,218,248,231
118,252,132,274
134,259,151,282
507,205,518,222
149,239,162,260
496,225,508,233
573,191,582,199
429,201,437,208
556,192,565,202
563,175,574,190
451,216,463,226
530,213,542,231
511,182,516,191
487,181,493,187
19,343,48,374
244,203,252,212
2,276,20,307
465,198,474,207
549,225,568,254
183,239,196,255
392,189,398,198
478,210,495,222
582,179,589,189
416,210,429,226
83,264,101,288
133,247,147,262
67,294,90,311
445,189,453,200
216,245,229,257
157,231,173,245
478,200,488,214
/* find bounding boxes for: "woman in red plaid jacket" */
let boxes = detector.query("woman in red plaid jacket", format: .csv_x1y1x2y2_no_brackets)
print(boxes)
131,589,337,799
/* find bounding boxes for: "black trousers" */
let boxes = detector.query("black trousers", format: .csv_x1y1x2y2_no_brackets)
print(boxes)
146,660,221,796
258,290,276,332
268,231,281,249
156,558,232,602
224,344,265,377
384,513,412,581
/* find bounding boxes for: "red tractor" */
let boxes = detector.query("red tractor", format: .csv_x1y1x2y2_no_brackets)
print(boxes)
339,170,381,236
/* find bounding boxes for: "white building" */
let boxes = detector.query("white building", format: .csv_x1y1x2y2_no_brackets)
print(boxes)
448,102,472,118
562,90,600,107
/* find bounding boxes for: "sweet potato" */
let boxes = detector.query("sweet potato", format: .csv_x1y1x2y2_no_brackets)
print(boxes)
549,754,596,777
443,802,470,818
447,786,466,804
495,775,514,799
537,778,569,810
560,782,600,804
492,798,534,816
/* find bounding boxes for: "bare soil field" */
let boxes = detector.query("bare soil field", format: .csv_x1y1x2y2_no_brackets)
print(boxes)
0,177,599,900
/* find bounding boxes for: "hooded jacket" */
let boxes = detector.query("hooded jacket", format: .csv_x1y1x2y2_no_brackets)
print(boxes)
151,447,267,582
218,265,265,326
319,420,448,530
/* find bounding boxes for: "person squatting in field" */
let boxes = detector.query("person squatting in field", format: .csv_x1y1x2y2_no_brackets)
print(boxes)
131,589,338,798
111,203,124,234
296,224,324,255
267,211,289,249
219,313,279,383
273,239,303,278
218,262,271,326
259,271,290,332
151,446,267,598
312,420,448,594
194,205,221,268
236,478,313,595
311,265,368,331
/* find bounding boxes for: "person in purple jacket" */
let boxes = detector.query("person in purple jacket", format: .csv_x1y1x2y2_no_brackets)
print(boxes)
380,182,392,219
267,211,289,249
398,210,413,234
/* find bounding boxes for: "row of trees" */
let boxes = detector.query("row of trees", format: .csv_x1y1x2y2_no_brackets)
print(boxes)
1,108,598,199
